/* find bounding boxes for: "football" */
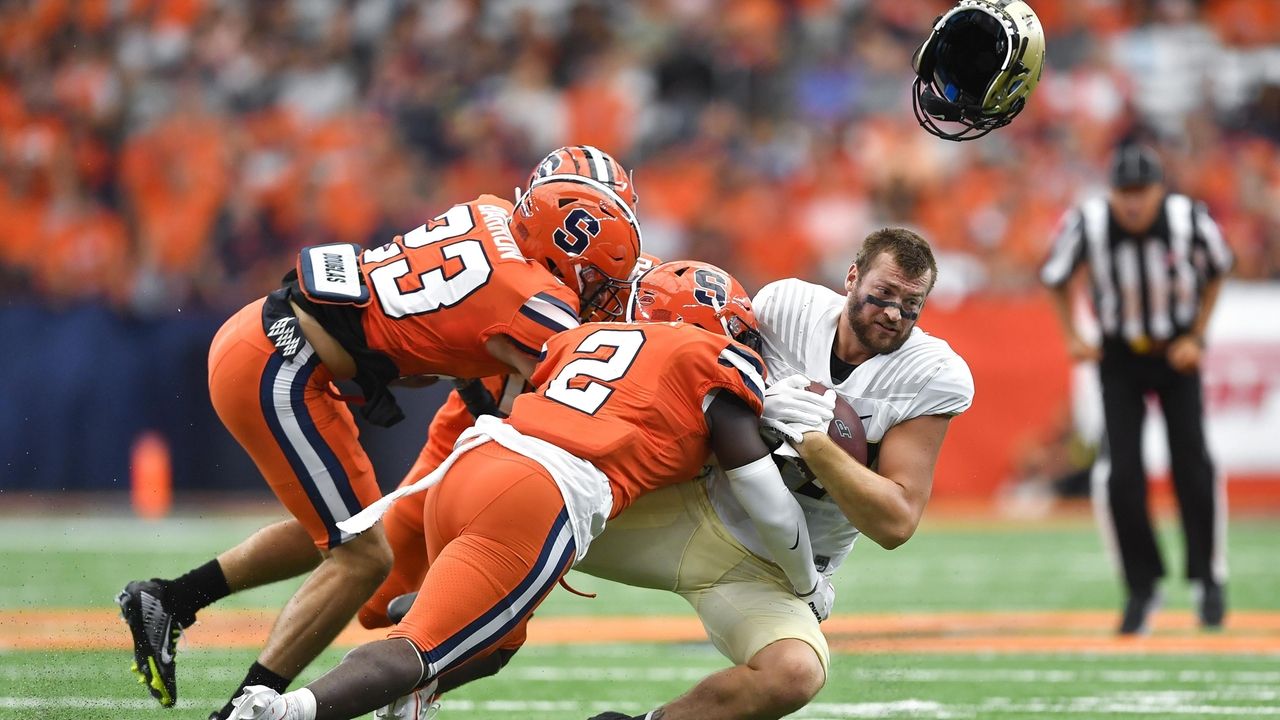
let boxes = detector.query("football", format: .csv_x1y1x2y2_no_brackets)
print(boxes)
806,381,868,466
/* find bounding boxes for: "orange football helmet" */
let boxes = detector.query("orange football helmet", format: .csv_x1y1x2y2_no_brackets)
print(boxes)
511,167,642,322
524,145,637,209
627,260,762,352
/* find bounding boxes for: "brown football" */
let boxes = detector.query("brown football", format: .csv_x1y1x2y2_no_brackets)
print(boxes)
806,381,868,466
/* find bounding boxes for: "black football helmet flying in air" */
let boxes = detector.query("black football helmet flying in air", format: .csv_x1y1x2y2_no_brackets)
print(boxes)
912,0,1046,141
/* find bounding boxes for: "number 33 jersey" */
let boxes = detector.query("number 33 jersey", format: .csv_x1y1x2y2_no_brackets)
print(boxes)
507,322,767,517
341,195,580,378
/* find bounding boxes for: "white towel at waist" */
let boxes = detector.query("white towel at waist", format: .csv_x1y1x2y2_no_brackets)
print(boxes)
337,415,613,563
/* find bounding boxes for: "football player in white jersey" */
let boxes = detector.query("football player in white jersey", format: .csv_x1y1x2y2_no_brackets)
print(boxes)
579,227,974,720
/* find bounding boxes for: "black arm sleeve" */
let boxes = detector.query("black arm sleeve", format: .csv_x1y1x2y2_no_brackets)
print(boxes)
452,378,505,419
705,390,771,471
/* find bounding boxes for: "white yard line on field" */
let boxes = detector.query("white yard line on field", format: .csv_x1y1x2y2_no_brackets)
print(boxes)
8,662,1280,686
6,695,1280,718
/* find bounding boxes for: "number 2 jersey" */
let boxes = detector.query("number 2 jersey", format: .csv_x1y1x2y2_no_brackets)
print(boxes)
706,278,975,574
279,194,579,424
507,321,767,519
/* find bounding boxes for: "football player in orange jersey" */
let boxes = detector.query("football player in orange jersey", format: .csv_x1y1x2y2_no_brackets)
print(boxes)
227,261,834,720
115,147,641,720
350,146,649,639
357,252,660,634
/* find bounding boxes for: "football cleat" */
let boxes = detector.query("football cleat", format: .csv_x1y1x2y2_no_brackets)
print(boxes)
117,579,183,707
588,713,635,720
386,591,419,625
377,679,441,720
227,686,285,720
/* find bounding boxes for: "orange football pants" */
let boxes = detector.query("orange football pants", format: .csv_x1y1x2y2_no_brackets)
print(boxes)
360,375,524,628
389,441,574,679
207,298,381,550
357,435,444,628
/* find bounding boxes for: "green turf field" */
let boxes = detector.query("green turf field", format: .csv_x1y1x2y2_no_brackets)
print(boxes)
3,510,1278,719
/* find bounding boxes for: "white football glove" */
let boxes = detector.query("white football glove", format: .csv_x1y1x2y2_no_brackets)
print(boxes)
377,679,441,720
797,575,836,623
762,374,836,445
229,686,315,720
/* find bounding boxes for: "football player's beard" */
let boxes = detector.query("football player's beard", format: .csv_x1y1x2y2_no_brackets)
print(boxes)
847,298,911,356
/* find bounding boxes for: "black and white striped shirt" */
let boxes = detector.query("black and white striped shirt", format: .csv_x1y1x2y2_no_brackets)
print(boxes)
1040,193,1234,344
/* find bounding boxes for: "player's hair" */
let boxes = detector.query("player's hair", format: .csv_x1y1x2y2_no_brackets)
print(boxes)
854,228,938,293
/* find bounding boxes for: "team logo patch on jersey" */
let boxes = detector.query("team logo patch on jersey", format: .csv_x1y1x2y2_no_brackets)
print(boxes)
299,243,370,305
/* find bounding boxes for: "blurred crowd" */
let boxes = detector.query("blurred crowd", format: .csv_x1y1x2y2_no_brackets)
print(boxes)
3,0,1280,316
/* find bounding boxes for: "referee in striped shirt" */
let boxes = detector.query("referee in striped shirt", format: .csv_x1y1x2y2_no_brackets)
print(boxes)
1041,145,1233,635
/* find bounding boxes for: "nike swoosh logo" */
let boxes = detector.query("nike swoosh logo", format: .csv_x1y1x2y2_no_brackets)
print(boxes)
158,616,174,664
859,414,873,420
789,528,800,550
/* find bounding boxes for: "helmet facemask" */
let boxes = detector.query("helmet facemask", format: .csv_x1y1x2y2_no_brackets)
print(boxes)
578,266,631,322
725,314,764,354
584,253,661,323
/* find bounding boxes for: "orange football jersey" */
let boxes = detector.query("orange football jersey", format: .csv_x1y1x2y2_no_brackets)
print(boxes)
507,322,766,516
356,195,579,378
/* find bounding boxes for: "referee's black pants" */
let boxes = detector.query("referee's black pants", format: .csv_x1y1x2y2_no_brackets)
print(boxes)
1098,341,1222,596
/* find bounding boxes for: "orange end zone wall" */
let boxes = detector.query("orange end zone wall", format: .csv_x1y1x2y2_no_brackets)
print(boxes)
918,294,1280,505
921,294,1072,498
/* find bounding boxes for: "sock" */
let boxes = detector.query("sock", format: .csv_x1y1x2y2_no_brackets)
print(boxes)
212,662,294,720
241,661,293,695
282,688,317,720
163,559,231,626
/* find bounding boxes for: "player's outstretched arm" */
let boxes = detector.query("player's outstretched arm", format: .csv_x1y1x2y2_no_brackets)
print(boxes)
706,392,824,607
796,414,950,550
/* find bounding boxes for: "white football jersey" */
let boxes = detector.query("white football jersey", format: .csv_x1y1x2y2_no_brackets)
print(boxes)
706,278,974,574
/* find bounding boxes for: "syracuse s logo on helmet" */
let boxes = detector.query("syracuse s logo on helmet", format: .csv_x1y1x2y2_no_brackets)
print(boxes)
552,208,601,256
693,268,728,308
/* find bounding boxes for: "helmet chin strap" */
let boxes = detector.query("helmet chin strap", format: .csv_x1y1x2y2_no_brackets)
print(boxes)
912,76,1015,142
623,282,639,322
918,86,965,122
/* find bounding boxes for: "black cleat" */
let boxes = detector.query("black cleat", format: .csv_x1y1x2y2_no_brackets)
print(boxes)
588,714,636,720
1196,581,1226,630
117,579,183,707
387,591,419,625
1117,588,1162,636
